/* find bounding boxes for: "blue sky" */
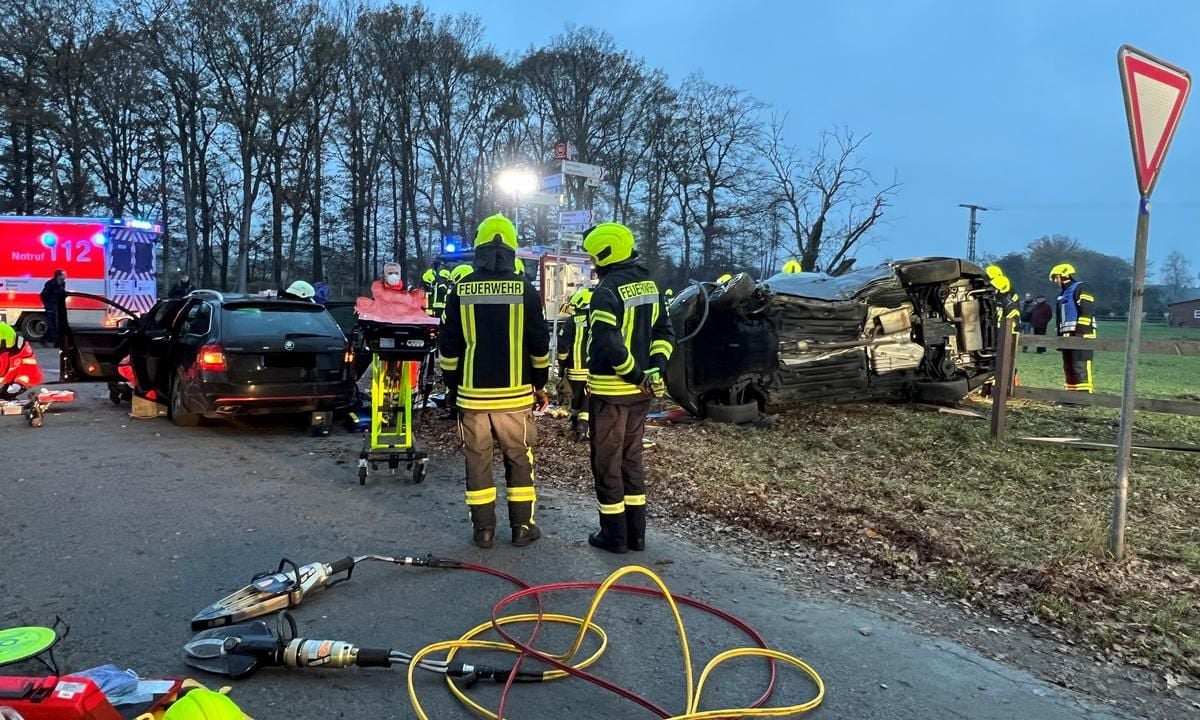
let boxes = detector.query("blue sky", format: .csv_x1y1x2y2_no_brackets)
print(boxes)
429,0,1200,276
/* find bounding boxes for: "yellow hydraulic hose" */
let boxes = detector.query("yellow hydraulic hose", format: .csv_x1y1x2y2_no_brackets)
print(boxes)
406,565,824,719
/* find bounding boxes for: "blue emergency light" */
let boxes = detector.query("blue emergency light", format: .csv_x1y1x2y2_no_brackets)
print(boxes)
442,234,464,254
40,232,56,247
92,232,107,246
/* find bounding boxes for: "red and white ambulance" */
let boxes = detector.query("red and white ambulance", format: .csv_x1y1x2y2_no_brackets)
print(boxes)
0,216,162,340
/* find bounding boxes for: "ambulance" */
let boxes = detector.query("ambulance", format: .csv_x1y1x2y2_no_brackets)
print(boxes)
0,216,162,340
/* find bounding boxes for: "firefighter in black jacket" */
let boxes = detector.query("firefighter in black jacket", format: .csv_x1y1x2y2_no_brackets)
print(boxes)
1051,263,1096,392
557,287,592,441
583,223,675,554
422,266,453,318
438,214,551,549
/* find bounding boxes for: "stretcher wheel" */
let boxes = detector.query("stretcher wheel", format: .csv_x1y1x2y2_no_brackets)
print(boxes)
412,462,426,484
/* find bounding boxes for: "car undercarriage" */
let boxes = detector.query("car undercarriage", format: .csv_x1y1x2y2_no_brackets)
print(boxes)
664,258,999,420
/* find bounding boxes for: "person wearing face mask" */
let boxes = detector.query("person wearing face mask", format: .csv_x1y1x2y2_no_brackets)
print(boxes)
353,261,428,323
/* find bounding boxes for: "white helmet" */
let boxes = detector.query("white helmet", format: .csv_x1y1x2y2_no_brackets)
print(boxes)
286,280,315,299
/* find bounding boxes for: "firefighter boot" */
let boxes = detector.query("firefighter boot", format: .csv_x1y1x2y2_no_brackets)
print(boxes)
471,506,496,549
626,505,646,552
509,500,540,547
588,513,629,554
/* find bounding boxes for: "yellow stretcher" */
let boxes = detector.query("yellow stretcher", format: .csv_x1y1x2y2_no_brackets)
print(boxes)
353,319,439,485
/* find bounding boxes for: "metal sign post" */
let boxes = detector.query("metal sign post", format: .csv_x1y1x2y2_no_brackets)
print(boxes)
1111,46,1190,559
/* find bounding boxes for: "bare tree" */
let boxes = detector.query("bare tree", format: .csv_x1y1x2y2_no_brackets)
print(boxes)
1159,249,1193,304
195,0,309,292
673,74,766,275
520,27,650,208
760,117,898,273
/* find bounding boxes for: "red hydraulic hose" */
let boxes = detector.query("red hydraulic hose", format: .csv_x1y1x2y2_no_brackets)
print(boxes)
488,580,779,719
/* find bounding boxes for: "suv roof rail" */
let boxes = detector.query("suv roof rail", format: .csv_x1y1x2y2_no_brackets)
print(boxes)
190,289,225,302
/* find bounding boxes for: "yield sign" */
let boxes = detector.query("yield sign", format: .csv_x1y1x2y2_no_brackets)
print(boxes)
1118,45,1191,197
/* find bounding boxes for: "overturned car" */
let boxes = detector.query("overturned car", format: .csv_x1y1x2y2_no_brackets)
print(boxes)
665,258,999,422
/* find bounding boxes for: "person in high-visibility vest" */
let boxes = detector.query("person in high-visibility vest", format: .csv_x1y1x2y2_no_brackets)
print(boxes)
782,259,803,274
438,215,551,549
1051,263,1096,392
582,223,675,554
556,287,593,441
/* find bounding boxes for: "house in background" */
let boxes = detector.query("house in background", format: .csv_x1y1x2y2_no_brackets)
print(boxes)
1167,298,1200,328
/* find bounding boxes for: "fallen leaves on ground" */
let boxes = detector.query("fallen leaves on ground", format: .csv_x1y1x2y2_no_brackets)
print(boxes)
424,399,1200,684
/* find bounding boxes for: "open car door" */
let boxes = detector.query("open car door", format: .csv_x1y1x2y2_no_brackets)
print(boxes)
59,292,140,383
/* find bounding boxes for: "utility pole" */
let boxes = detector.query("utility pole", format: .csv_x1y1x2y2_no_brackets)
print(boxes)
959,204,989,262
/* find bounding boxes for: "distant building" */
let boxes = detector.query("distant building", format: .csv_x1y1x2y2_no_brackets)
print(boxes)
1167,298,1200,328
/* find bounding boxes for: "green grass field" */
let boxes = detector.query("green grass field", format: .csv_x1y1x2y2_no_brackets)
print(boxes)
1015,321,1200,400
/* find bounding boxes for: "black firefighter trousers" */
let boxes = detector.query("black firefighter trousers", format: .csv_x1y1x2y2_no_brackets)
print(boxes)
589,395,652,548
460,409,538,530
1060,346,1094,392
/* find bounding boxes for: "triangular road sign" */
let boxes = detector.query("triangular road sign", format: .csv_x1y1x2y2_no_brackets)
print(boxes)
1119,45,1191,197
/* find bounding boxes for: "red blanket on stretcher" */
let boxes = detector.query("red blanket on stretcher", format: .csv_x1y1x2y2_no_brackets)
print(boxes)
354,280,438,325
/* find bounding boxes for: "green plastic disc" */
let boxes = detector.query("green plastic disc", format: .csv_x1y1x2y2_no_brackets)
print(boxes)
0,626,58,666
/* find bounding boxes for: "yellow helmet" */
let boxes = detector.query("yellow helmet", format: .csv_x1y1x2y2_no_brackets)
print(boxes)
1049,263,1076,280
0,321,15,349
438,267,451,278
664,288,674,298
475,214,517,250
421,268,435,284
582,223,635,267
992,275,1011,294
450,263,474,283
985,264,1005,281
163,688,245,720
570,288,593,309
782,259,802,274
717,273,732,284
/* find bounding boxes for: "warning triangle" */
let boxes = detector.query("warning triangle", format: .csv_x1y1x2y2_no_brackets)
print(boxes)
1120,47,1191,197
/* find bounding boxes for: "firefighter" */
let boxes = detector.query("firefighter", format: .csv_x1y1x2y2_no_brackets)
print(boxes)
0,321,44,400
583,222,675,554
422,268,437,315
422,267,451,318
557,287,593,441
716,273,733,284
439,214,551,549
1051,263,1096,392
782,259,803,274
986,265,1021,332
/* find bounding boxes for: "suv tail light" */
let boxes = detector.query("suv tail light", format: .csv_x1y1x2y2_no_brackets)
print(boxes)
198,344,227,372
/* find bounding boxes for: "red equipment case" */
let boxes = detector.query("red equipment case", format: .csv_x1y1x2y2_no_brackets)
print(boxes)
0,675,122,720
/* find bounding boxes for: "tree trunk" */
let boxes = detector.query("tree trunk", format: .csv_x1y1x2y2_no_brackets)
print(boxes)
237,138,253,293
271,146,284,287
311,121,324,283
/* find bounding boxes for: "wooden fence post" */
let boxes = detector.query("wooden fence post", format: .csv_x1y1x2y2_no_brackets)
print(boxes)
990,319,1017,441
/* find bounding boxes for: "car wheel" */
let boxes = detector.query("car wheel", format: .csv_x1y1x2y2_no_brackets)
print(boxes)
170,372,200,427
704,400,760,425
18,313,47,342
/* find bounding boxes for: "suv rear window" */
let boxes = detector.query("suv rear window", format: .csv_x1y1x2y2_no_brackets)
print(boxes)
222,304,344,339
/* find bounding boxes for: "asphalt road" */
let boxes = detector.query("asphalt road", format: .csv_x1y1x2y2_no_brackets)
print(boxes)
1,370,1122,719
